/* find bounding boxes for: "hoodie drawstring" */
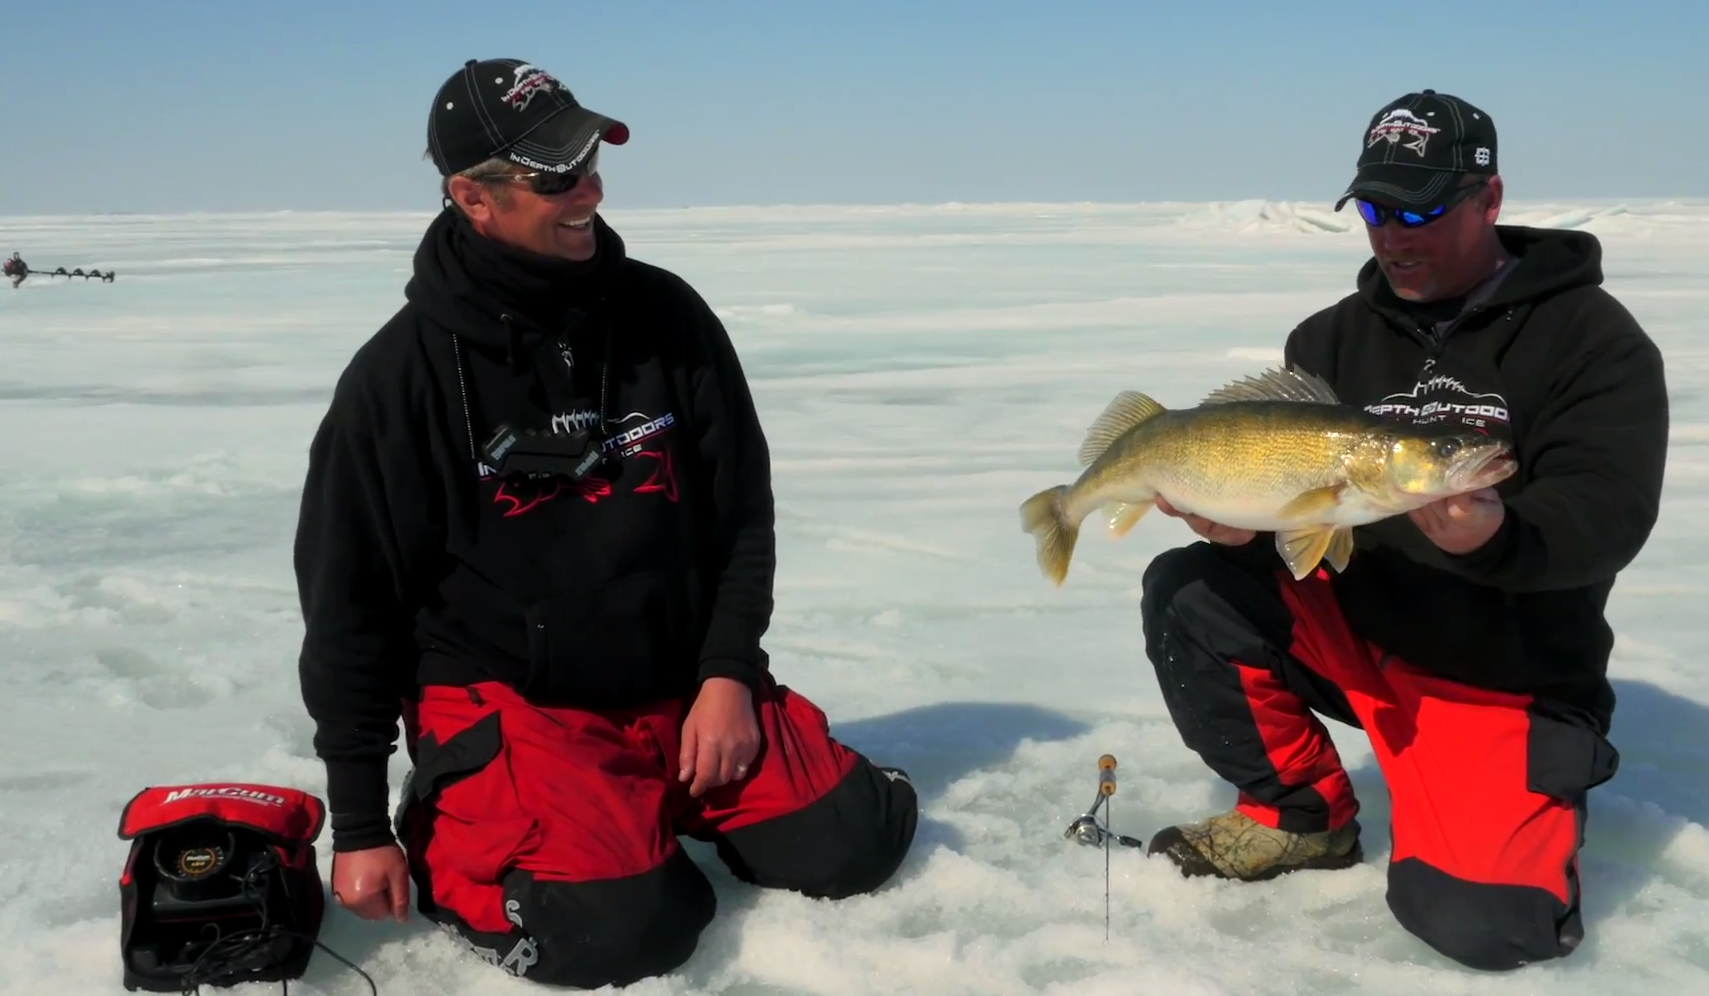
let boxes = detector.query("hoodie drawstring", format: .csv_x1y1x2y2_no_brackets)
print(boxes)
452,334,476,461
452,308,615,465
499,313,527,375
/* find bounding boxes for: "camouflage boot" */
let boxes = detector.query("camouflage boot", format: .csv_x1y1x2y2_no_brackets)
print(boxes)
1147,809,1363,881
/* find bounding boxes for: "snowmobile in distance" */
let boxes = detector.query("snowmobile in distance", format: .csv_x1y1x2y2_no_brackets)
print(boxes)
5,252,116,287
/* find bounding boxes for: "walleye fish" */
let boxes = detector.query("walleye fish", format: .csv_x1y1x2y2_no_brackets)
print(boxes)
1019,365,1517,585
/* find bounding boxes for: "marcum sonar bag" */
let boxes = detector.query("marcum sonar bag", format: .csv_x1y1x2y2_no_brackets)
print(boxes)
116,782,372,993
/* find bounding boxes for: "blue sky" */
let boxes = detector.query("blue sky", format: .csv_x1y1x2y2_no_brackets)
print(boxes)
1,0,1701,214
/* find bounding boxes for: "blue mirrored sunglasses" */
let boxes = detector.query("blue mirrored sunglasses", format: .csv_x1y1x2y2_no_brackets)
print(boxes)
1356,179,1486,229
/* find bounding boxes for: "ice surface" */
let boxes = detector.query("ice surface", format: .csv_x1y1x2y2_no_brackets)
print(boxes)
1,197,1707,995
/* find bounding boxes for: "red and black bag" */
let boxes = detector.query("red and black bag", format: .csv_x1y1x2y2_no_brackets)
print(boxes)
117,783,327,992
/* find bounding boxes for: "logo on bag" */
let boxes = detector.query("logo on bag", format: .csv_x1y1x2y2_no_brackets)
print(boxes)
175,846,221,877
162,785,287,807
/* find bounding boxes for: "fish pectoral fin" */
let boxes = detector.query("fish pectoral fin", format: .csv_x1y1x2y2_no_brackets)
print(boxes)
1324,526,1355,573
1104,500,1154,538
1198,365,1342,406
1275,483,1348,521
1275,526,1338,581
1078,392,1166,467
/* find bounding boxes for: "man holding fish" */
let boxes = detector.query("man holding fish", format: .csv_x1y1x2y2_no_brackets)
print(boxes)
1023,90,1669,971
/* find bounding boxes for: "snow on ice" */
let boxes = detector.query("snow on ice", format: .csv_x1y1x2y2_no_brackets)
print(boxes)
1,197,1707,995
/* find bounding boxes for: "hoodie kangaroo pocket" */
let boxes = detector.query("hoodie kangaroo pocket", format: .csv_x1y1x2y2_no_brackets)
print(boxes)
521,567,697,707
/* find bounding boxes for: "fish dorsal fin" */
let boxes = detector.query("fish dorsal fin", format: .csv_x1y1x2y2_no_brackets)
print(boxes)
1199,366,1341,406
1078,391,1167,466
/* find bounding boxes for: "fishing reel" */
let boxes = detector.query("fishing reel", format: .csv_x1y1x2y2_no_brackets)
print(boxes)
1064,753,1145,941
1064,754,1145,850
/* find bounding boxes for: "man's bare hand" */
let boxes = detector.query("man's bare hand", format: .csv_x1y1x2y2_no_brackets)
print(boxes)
679,677,763,798
330,844,411,922
1155,495,1258,546
1408,488,1505,555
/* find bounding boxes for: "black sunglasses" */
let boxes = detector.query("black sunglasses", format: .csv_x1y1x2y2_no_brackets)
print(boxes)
1356,179,1487,229
490,148,601,196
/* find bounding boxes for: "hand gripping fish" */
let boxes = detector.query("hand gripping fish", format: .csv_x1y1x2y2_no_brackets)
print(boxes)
1019,365,1516,584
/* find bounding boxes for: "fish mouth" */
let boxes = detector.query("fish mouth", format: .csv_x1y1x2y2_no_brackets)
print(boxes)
1450,442,1518,490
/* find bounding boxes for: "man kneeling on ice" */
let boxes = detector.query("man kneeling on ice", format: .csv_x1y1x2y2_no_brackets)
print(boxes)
1139,91,1667,970
294,57,917,990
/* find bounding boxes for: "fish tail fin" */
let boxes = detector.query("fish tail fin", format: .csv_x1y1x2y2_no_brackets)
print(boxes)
1020,485,1079,586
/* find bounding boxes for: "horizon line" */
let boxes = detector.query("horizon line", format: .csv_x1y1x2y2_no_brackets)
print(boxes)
4,194,1706,223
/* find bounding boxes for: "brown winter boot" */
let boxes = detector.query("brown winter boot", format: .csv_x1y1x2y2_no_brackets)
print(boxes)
1147,809,1363,881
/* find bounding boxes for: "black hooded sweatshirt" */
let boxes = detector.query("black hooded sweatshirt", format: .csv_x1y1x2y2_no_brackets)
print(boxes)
1229,224,1668,732
295,208,775,850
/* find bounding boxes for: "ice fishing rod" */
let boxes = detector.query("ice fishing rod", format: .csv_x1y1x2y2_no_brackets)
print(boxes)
1063,754,1145,940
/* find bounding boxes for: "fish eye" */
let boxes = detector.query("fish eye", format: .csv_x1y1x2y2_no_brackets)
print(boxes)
1434,439,1460,459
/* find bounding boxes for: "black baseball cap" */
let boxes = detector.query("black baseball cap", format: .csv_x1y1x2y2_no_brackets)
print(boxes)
427,58,630,177
1334,89,1497,211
